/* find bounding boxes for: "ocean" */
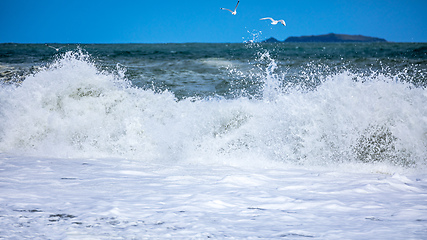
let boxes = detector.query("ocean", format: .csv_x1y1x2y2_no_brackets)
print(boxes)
0,42,426,239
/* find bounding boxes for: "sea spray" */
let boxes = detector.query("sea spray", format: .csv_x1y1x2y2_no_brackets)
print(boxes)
0,50,178,159
258,51,282,101
0,48,425,171
1,43,426,239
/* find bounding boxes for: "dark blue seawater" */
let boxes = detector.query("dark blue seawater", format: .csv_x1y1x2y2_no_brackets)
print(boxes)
1,43,426,99
0,43,426,168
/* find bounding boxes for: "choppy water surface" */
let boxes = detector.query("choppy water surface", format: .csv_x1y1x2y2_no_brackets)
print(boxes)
0,43,426,169
0,42,426,239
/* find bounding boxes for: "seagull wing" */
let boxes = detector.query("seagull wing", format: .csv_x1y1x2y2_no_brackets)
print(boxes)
220,8,233,13
260,17,274,21
279,20,286,26
234,0,240,11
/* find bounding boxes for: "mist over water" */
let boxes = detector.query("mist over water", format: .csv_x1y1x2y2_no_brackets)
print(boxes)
0,43,426,171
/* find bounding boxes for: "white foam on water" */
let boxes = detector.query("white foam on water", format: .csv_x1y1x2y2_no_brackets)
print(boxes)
0,49,426,173
0,49,426,239
0,155,426,239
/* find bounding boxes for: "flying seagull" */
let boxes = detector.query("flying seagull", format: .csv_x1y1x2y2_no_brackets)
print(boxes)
260,17,286,26
220,0,239,15
45,44,64,51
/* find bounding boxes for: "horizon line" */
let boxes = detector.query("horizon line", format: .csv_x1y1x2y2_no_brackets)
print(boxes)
1,40,426,44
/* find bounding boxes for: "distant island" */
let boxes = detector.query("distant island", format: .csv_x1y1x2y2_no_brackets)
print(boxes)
262,33,387,43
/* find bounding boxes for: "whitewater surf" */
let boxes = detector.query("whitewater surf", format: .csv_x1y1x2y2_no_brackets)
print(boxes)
0,43,426,238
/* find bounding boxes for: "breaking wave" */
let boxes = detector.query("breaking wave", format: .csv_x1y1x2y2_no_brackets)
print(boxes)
0,49,426,172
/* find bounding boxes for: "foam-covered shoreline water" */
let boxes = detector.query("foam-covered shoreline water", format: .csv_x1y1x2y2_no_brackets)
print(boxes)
0,155,426,239
0,48,426,172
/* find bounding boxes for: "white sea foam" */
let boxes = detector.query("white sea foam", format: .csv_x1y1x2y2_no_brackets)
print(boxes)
200,58,235,68
0,49,426,239
0,155,426,239
0,50,426,172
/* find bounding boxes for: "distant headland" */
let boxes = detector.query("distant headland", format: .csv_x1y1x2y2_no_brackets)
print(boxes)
262,33,387,43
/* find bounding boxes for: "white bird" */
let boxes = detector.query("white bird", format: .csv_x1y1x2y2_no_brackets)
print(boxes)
260,17,286,26
45,44,64,51
220,0,239,15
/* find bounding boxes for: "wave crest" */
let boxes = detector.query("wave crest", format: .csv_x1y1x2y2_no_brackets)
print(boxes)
0,49,426,172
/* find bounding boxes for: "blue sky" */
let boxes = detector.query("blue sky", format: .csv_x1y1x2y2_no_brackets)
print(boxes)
1,0,426,43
